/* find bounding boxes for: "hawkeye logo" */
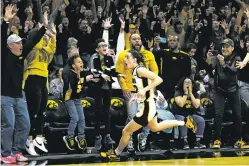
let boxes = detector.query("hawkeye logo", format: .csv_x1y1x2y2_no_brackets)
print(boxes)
201,98,213,107
111,98,124,109
169,98,193,108
81,99,91,108
47,100,59,109
185,100,193,108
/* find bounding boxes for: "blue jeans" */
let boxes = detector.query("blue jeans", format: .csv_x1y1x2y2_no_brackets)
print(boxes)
239,81,249,107
65,99,85,139
175,114,205,139
126,93,150,138
157,109,179,139
1,96,30,157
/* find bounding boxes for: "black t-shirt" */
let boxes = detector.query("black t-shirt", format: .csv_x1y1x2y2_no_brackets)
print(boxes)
62,65,90,100
154,49,191,94
173,89,200,116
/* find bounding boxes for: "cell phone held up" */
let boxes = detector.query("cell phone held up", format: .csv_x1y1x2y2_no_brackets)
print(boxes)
211,50,218,56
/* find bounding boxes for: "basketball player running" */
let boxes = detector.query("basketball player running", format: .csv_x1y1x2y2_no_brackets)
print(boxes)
101,50,197,160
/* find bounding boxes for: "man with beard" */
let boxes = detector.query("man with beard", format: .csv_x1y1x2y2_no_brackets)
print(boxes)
116,33,158,153
154,35,191,99
73,19,96,68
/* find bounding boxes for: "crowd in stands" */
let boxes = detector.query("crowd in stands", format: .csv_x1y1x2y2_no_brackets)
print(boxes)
1,0,249,163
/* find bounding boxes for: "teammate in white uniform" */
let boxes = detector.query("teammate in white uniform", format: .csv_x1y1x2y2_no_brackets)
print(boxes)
101,50,197,160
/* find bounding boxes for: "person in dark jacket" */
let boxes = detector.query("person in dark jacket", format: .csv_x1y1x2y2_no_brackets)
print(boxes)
1,5,47,164
88,38,117,151
206,38,249,149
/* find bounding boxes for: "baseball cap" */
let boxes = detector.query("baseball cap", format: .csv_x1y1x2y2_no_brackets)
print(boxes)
7,34,22,44
221,38,234,47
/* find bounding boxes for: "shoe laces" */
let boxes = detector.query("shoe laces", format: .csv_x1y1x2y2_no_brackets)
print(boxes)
6,156,14,159
214,140,221,145
69,138,75,146
105,135,112,141
128,140,134,148
140,137,147,146
236,139,245,146
79,138,86,145
14,153,24,158
43,138,48,145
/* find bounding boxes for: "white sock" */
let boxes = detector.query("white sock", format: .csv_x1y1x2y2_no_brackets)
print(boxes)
114,148,122,156
176,121,185,126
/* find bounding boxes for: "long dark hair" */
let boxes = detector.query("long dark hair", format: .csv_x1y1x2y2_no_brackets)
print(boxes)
129,49,145,66
175,77,199,94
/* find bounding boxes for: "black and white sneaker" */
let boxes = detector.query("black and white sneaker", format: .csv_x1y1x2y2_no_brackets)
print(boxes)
168,140,177,151
137,133,147,152
33,136,48,153
63,136,75,151
94,135,102,151
183,140,190,150
194,141,206,149
127,139,136,154
26,139,39,156
75,136,87,150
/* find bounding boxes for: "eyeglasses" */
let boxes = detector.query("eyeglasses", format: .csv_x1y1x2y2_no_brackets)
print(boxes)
98,44,108,48
131,37,141,40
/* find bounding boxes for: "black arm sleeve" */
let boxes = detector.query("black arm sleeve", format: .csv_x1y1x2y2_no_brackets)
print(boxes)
22,26,47,58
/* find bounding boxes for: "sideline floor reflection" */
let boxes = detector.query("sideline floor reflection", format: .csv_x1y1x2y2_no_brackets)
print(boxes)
5,149,249,165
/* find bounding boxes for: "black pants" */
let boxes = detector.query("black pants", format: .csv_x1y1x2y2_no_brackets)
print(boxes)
24,75,48,136
88,88,112,136
213,90,242,141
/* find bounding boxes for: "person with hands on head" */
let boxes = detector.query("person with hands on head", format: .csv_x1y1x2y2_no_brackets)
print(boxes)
101,50,196,160
206,38,249,149
1,4,47,163
174,77,206,150
62,55,94,151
